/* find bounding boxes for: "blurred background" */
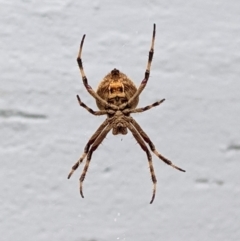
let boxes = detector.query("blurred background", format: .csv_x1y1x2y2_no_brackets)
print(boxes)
1,0,240,240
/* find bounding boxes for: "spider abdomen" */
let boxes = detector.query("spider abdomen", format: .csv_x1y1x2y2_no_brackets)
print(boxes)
96,68,139,110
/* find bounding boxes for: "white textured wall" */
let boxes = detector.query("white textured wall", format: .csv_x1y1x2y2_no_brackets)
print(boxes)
1,0,240,240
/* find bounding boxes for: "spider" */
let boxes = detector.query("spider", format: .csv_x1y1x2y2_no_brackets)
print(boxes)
68,24,185,204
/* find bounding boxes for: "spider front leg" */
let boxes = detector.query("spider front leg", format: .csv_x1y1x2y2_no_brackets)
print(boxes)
120,23,156,110
67,119,109,179
130,118,186,172
126,122,157,204
79,124,112,198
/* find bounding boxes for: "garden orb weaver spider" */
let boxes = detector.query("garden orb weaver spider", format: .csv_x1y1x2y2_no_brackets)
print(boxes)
68,24,185,204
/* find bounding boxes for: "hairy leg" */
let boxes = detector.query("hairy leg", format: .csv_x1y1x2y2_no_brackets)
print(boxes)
126,122,157,204
129,118,186,172
120,24,156,110
77,35,118,110
79,124,112,198
123,98,165,115
77,95,115,116
67,119,110,179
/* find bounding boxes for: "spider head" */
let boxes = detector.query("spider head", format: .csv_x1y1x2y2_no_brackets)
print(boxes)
112,123,128,135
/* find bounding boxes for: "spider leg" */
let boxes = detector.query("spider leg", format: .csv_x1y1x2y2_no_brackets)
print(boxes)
120,24,156,110
77,95,115,116
129,118,186,172
79,124,112,198
67,119,109,179
77,35,118,110
126,122,157,204
123,99,165,114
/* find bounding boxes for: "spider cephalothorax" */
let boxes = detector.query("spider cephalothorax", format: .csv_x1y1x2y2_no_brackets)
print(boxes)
68,24,185,204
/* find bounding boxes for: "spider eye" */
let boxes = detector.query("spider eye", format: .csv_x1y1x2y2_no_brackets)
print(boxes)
118,87,123,92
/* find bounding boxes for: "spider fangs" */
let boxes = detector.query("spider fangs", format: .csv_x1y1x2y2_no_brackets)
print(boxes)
68,24,185,204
